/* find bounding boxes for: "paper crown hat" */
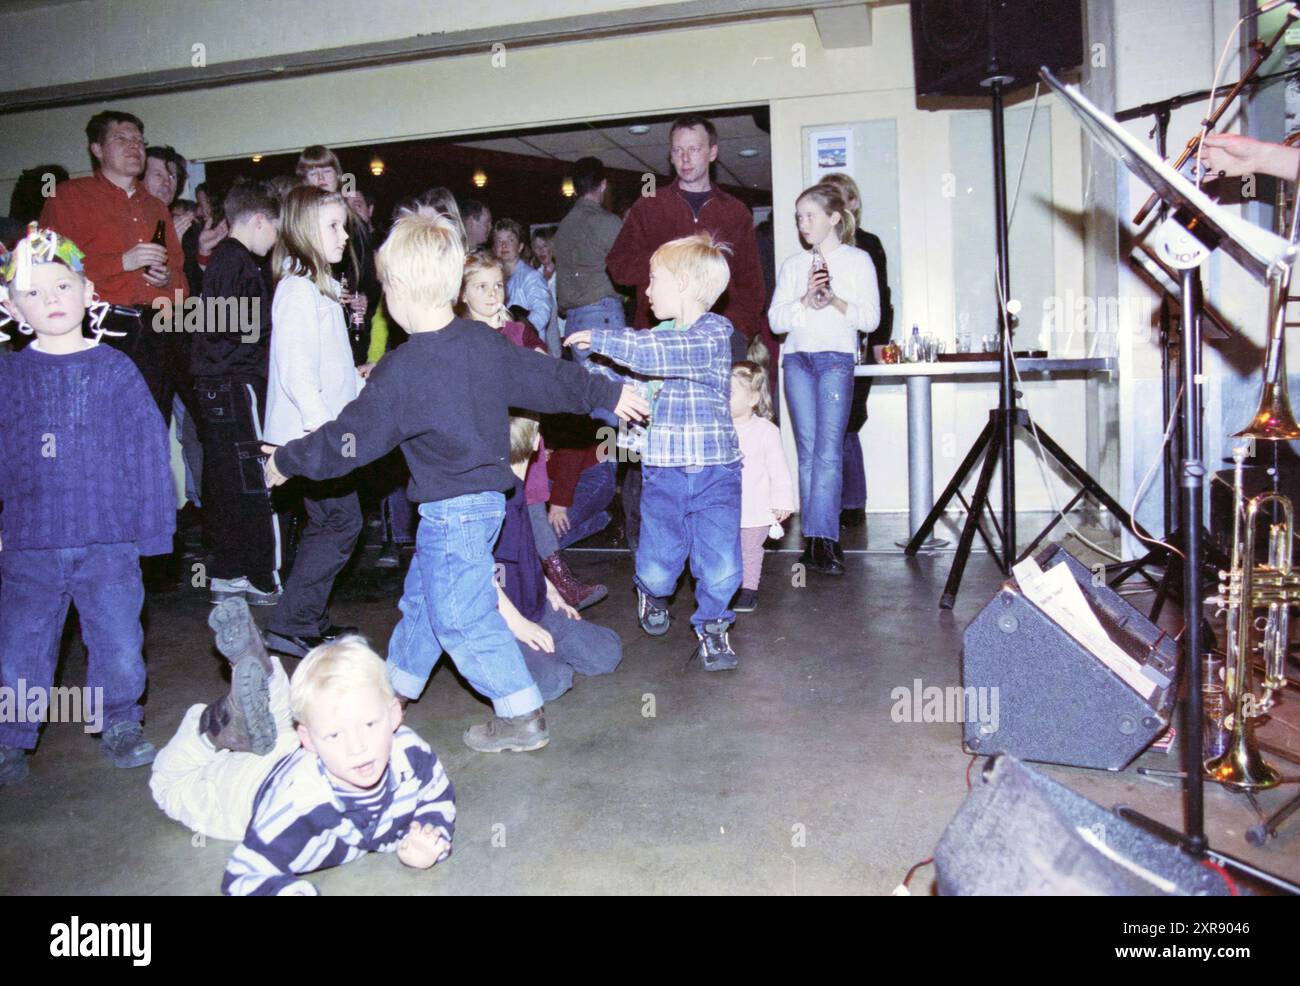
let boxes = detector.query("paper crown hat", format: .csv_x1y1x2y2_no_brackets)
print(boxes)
0,222,87,298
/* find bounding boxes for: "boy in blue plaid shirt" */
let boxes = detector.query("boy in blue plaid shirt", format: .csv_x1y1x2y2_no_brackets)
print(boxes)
566,232,743,670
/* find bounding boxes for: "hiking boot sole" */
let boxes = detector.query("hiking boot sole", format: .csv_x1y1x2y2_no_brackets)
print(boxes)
232,657,276,756
209,598,273,673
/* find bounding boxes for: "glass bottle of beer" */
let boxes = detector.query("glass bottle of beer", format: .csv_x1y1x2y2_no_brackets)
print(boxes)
150,220,167,246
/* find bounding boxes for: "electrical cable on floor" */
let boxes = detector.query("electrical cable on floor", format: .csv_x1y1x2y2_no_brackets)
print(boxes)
1199,857,1239,896
893,754,982,896
891,857,934,896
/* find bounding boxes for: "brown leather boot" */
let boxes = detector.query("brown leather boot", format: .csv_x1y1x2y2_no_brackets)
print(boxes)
462,707,549,753
542,553,608,610
200,657,276,755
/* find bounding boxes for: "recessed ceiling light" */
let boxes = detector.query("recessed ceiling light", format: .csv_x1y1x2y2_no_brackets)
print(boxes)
738,149,759,158
627,125,651,135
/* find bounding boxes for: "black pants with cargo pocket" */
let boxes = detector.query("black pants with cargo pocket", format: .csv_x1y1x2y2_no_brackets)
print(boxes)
194,376,282,591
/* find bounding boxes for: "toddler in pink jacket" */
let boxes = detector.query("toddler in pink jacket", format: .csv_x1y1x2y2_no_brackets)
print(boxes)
730,361,795,612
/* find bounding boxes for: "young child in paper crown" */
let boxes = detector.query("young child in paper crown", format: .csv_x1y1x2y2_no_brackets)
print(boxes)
0,224,175,785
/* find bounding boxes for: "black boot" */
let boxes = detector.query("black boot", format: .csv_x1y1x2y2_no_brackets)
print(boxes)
809,537,845,576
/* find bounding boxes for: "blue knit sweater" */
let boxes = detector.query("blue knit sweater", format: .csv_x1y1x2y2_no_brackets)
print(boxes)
0,343,175,555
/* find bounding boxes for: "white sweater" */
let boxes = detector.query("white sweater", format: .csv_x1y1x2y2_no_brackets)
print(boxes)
768,242,880,355
265,273,362,445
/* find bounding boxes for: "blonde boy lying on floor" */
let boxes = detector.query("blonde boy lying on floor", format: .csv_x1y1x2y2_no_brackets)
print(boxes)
150,599,455,895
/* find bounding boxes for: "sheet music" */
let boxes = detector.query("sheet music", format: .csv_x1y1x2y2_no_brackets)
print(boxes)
1012,558,1158,701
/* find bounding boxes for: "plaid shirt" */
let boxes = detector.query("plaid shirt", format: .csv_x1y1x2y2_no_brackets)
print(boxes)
591,313,740,468
221,726,455,896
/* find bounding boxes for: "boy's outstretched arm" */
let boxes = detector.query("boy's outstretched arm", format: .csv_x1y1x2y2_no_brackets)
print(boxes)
267,366,407,484
572,319,730,383
504,343,644,420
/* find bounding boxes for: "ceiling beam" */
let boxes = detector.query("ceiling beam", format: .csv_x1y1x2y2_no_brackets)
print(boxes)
1,0,869,115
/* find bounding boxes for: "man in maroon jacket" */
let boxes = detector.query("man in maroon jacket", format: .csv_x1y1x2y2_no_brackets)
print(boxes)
603,115,767,553
606,114,766,353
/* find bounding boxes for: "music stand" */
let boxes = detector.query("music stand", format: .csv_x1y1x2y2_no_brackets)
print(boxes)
1041,66,1296,886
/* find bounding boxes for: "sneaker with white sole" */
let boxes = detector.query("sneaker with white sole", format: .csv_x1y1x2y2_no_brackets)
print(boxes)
692,620,738,672
636,585,671,637
210,575,282,607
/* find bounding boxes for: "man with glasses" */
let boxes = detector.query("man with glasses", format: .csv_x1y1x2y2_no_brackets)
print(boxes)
41,110,189,424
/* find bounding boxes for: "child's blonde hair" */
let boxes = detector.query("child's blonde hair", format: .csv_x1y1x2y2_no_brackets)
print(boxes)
797,183,856,247
509,415,541,466
272,185,346,298
650,232,732,310
377,212,466,308
290,636,395,726
745,333,769,370
731,360,773,420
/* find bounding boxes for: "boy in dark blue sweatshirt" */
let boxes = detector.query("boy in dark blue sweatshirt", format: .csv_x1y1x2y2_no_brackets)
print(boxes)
0,225,175,785
263,214,647,753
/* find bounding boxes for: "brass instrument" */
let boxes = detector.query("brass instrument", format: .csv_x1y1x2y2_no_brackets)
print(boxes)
1211,445,1294,791
1235,131,1300,442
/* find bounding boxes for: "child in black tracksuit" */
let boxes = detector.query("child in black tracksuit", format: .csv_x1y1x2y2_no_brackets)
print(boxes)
193,182,283,606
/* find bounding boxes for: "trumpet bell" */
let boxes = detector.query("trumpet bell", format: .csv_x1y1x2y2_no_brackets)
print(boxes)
1234,379,1300,442
1205,718,1282,792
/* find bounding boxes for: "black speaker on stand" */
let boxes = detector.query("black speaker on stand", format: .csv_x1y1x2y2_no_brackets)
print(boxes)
911,0,1084,99
903,3,1147,609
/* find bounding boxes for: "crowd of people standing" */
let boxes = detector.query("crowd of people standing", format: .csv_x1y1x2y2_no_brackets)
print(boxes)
0,107,894,892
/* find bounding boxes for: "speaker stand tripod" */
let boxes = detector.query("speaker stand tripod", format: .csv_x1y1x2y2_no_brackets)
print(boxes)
903,76,1150,609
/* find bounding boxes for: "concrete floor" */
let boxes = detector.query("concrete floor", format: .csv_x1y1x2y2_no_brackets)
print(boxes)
2,512,1298,895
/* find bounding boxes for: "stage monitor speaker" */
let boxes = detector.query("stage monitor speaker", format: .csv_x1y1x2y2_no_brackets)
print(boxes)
910,0,1085,98
961,544,1179,771
934,755,1236,895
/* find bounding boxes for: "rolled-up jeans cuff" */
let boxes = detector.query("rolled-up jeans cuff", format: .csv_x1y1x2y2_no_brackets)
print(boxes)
388,664,431,701
492,683,544,718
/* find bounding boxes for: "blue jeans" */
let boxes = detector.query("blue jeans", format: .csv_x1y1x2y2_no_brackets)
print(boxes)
564,296,626,428
557,459,617,549
386,492,543,717
783,351,854,539
635,462,742,628
0,543,145,749
522,608,622,701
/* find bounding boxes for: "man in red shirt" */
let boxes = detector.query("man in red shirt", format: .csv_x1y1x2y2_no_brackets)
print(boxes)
603,115,769,552
41,110,188,423
606,114,767,353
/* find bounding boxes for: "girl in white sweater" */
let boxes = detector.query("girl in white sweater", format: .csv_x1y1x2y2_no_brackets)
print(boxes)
263,185,365,657
768,183,879,577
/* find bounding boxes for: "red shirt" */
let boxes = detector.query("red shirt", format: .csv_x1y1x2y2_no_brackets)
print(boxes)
605,179,767,337
40,171,187,307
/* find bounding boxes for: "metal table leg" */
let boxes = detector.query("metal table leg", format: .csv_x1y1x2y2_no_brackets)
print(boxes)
897,373,949,551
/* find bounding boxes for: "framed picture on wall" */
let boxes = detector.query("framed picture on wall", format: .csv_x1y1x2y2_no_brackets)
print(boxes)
809,128,853,181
